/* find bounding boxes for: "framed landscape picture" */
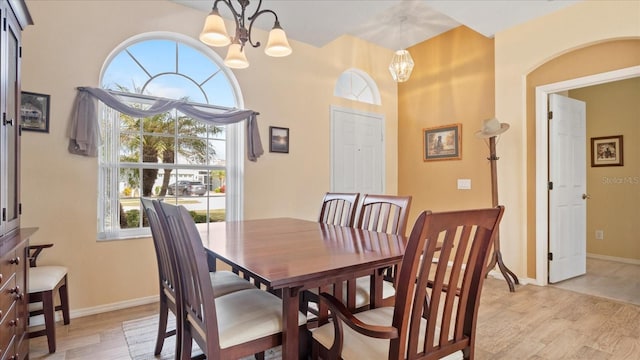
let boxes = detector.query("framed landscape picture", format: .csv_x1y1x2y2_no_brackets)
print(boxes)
423,123,462,161
21,91,50,133
591,135,623,167
269,126,289,153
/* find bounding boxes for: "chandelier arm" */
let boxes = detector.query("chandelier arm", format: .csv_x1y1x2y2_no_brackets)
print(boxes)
247,8,279,48
213,0,243,40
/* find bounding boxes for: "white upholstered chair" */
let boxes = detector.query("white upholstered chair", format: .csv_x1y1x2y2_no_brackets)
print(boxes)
27,244,70,354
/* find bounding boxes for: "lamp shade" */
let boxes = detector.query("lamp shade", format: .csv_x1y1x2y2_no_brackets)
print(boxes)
199,9,231,47
264,26,292,57
389,49,414,83
224,43,249,69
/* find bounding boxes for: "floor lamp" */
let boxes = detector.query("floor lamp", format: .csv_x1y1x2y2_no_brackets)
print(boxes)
476,118,520,292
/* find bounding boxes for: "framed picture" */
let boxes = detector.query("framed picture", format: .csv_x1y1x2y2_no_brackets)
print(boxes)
591,135,623,167
20,91,50,133
269,126,289,153
423,123,462,161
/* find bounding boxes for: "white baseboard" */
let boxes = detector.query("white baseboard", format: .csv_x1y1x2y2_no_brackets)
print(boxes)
587,253,640,265
29,295,159,327
487,270,537,286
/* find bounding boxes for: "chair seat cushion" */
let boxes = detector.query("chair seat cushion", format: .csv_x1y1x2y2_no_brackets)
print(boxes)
210,270,255,297
28,266,68,293
208,288,307,349
311,307,462,360
352,276,396,308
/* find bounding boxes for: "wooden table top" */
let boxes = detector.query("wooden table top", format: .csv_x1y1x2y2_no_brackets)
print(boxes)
197,217,406,290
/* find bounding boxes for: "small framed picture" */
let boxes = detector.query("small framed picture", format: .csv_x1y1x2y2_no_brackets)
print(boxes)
21,91,50,133
423,123,462,161
269,126,289,153
591,135,623,167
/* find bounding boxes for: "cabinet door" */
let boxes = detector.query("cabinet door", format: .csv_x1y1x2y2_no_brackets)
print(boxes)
1,5,22,235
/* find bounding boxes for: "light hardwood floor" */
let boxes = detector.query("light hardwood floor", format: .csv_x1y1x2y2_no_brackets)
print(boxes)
29,276,640,360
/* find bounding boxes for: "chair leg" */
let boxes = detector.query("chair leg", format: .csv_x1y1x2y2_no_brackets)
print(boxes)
42,290,56,353
58,277,70,325
155,298,169,356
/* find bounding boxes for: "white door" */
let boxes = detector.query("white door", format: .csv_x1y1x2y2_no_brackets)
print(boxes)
548,94,587,283
331,107,384,194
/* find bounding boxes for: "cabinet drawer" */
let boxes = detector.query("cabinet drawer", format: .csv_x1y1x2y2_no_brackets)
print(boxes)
0,253,19,288
0,302,17,358
0,275,16,323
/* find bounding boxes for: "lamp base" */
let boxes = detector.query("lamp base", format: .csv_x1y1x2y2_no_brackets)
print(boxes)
487,248,520,292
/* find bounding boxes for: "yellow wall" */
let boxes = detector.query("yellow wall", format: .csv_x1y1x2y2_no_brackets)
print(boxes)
570,78,640,261
20,0,397,313
399,26,495,228
495,0,640,280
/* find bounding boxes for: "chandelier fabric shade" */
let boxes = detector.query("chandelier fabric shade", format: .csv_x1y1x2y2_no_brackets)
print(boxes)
389,49,414,83
199,0,292,69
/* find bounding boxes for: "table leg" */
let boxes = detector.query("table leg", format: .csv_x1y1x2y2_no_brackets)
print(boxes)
282,287,302,360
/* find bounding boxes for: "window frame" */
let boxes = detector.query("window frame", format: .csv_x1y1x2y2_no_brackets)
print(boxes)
97,32,245,240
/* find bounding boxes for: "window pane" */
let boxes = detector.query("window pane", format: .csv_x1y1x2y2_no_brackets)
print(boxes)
178,43,222,84
202,74,236,107
119,134,140,162
146,74,206,103
209,139,226,164
142,112,175,135
177,137,210,165
102,51,149,91
127,40,176,77
119,197,142,229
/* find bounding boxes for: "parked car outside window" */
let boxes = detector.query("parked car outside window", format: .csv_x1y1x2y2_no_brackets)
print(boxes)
167,181,207,196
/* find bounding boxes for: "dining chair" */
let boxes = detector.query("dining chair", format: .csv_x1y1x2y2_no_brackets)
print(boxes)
311,206,505,360
349,194,412,310
141,198,254,359
318,192,360,226
157,201,307,360
27,243,70,354
303,192,361,318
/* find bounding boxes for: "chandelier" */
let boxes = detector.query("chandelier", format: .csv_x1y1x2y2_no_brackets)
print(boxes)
389,16,414,83
199,0,292,69
389,49,414,83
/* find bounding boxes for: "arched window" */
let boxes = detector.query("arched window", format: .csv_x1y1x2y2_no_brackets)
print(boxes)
334,68,381,105
98,33,244,240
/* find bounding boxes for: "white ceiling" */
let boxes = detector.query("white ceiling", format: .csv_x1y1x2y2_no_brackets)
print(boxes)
172,0,582,50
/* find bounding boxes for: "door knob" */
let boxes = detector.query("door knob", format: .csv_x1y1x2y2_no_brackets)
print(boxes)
582,194,591,200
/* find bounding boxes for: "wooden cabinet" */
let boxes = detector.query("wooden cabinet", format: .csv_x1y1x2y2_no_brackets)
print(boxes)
0,228,34,360
1,1,32,359
1,0,31,238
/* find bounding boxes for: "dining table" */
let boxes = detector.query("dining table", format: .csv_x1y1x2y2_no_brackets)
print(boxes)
197,217,407,360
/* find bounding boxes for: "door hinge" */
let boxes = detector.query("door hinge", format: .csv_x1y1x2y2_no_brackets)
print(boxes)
19,203,22,215
2,208,5,221
2,112,6,126
548,111,553,120
548,181,553,190
19,45,22,58
548,252,553,261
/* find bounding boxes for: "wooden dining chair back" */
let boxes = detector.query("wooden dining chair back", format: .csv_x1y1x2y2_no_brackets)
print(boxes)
349,194,412,309
312,206,505,360
157,201,307,360
355,194,412,236
318,192,360,227
141,197,183,358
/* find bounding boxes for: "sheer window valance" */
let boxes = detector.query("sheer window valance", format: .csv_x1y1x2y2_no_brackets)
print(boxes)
67,86,263,161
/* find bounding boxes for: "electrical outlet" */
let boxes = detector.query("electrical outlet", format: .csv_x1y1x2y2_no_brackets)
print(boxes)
595,230,604,240
457,179,471,190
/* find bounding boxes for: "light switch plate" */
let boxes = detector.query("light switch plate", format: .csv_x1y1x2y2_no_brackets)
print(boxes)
457,179,471,190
